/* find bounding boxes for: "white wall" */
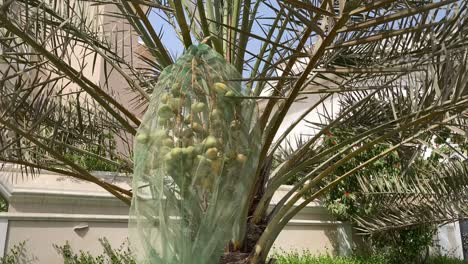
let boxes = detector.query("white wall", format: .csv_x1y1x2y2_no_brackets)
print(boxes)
0,213,352,263
0,171,353,263
435,222,464,260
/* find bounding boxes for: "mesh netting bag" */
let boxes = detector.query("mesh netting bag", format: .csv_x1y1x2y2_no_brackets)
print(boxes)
129,44,261,264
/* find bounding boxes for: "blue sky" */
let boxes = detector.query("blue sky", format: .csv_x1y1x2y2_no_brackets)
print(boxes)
146,2,452,76
148,11,185,57
147,3,276,66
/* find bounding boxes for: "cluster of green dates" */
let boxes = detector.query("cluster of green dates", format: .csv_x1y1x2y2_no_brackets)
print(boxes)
130,44,260,264
136,72,250,193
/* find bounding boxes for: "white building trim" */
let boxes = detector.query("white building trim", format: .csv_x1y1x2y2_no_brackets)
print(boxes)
0,213,129,223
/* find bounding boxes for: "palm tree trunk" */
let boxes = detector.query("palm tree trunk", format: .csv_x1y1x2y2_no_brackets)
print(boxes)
220,168,270,264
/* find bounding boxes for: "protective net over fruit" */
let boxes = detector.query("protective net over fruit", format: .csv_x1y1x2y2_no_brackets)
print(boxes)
129,44,261,264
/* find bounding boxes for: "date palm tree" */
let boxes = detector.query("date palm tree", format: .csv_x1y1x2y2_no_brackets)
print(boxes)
1,0,468,263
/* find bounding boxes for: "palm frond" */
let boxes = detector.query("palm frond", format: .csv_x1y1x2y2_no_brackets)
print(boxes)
354,161,468,234
2,0,468,262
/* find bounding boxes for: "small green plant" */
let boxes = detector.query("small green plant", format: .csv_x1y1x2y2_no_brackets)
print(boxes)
274,251,386,264
428,256,468,264
63,133,124,172
274,251,467,264
0,241,35,264
316,128,438,264
320,128,400,221
0,195,8,212
54,238,136,264
369,225,435,264
64,152,121,172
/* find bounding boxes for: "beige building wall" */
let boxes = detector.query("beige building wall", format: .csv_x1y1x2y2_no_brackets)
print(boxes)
6,217,128,263
0,170,352,263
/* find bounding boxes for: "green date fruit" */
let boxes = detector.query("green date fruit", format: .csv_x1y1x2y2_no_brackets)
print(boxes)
160,146,171,156
163,152,172,162
210,109,223,120
158,104,175,119
194,144,204,154
168,98,184,112
183,146,195,157
225,91,235,97
192,102,206,113
205,148,218,160
158,118,168,126
211,119,224,128
171,83,181,96
203,136,218,148
236,154,247,164
162,138,174,147
192,123,205,133
161,93,171,103
213,82,228,94
171,147,183,159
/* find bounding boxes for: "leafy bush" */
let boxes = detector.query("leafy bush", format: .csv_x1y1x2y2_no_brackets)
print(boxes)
63,133,123,172
428,256,468,264
274,251,467,264
64,152,122,172
369,225,434,264
274,252,387,264
6,241,465,264
0,195,7,212
0,242,35,264
319,128,437,263
54,238,136,264
321,128,400,221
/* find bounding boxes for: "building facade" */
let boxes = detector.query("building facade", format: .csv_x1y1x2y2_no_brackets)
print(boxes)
0,169,353,263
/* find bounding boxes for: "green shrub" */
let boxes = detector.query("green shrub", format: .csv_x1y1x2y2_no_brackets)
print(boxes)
428,256,468,264
274,252,386,264
274,251,387,264
6,241,466,264
61,132,126,172
318,128,437,264
369,225,434,264
274,251,468,264
54,238,136,264
0,195,7,212
0,241,35,264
